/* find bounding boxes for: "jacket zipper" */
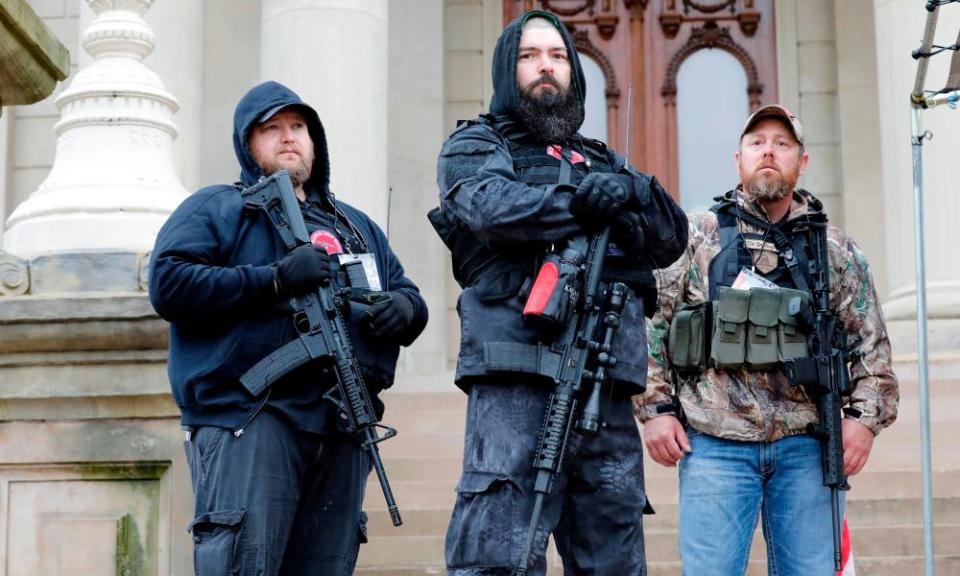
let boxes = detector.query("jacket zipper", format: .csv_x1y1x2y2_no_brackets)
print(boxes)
233,389,272,438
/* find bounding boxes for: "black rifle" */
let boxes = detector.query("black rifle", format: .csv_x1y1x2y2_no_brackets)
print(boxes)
239,170,403,527
515,229,628,576
783,222,850,571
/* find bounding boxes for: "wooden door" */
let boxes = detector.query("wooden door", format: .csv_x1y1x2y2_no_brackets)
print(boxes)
503,0,778,201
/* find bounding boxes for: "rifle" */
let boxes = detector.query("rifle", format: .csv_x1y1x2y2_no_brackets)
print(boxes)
514,228,628,576
783,222,850,571
239,170,403,527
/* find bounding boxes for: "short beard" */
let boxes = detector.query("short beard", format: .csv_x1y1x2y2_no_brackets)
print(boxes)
747,172,794,201
516,77,584,144
258,155,312,190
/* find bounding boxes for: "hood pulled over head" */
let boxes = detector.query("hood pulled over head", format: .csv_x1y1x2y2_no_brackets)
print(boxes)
232,81,331,196
489,10,586,119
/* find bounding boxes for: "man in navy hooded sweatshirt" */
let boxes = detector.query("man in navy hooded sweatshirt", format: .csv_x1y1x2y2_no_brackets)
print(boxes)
435,10,687,576
150,81,428,575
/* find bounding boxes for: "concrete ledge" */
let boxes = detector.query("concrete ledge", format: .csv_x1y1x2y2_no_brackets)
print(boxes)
0,0,70,108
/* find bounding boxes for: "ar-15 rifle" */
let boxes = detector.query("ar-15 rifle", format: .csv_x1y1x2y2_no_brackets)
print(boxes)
783,221,850,572
514,228,628,576
239,170,402,527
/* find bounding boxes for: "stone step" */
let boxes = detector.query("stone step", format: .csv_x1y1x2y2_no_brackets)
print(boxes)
367,508,452,536
852,523,960,559
894,394,960,423
358,535,444,568
379,410,468,436
365,480,456,510
381,390,466,413
837,445,960,472
872,420,960,445
847,496,960,526
376,431,465,460
366,457,462,483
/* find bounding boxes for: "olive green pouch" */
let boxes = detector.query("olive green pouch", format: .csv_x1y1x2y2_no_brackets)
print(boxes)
778,288,811,361
669,302,709,372
710,287,749,369
746,287,781,370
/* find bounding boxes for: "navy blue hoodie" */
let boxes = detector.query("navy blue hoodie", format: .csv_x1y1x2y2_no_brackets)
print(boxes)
150,81,426,433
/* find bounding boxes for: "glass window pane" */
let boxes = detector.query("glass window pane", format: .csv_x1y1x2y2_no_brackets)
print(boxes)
579,55,608,143
677,49,749,213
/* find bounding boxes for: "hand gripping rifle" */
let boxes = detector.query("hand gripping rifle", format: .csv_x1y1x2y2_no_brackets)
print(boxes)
239,170,403,527
514,228,629,576
783,221,850,571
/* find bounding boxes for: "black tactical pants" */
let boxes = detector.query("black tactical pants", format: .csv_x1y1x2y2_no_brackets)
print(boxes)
445,379,649,576
185,410,370,576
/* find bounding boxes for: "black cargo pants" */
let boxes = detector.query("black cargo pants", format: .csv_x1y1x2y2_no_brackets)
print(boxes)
185,410,370,576
445,379,650,576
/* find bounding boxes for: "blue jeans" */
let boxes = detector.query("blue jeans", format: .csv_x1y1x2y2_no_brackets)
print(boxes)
678,430,844,576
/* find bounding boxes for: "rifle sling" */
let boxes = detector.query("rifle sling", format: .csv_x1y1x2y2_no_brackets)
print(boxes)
728,207,815,294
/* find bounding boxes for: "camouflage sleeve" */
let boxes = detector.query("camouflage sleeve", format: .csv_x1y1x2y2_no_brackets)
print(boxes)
633,215,704,421
829,228,899,435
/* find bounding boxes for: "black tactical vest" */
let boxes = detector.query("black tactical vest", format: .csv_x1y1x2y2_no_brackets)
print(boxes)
430,115,656,306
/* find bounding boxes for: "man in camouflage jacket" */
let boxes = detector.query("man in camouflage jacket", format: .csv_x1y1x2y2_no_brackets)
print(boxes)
635,104,898,575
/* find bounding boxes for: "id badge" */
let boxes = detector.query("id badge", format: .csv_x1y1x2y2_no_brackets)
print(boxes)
731,266,778,291
338,253,381,291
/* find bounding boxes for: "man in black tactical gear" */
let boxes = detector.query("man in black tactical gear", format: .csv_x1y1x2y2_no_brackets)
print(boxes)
433,11,688,576
149,81,428,576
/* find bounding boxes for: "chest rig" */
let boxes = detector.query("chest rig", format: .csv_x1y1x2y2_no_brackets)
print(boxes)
494,116,611,188
668,193,827,375
707,194,824,299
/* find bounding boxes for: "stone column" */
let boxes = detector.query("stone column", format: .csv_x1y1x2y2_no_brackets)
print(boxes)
1,0,187,294
138,0,204,191
388,0,446,375
260,0,388,227
873,0,960,321
0,2,194,572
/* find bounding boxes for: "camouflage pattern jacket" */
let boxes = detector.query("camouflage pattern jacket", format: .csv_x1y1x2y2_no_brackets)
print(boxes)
634,188,898,441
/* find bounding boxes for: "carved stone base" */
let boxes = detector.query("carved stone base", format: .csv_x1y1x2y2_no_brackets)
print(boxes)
0,292,191,574
0,250,150,296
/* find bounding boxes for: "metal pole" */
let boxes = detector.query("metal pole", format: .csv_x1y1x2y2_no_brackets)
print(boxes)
910,106,935,576
908,5,943,573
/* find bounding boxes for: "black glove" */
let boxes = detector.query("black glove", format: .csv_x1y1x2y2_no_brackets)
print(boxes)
362,291,416,342
274,244,332,296
569,173,631,229
611,210,646,257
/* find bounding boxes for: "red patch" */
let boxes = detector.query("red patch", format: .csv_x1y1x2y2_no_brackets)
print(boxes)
546,145,585,164
310,230,343,255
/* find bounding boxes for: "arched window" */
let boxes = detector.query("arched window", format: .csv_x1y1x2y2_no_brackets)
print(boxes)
676,49,749,213
578,55,608,143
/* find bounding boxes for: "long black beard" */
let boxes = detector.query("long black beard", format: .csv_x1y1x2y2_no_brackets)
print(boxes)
516,85,584,144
